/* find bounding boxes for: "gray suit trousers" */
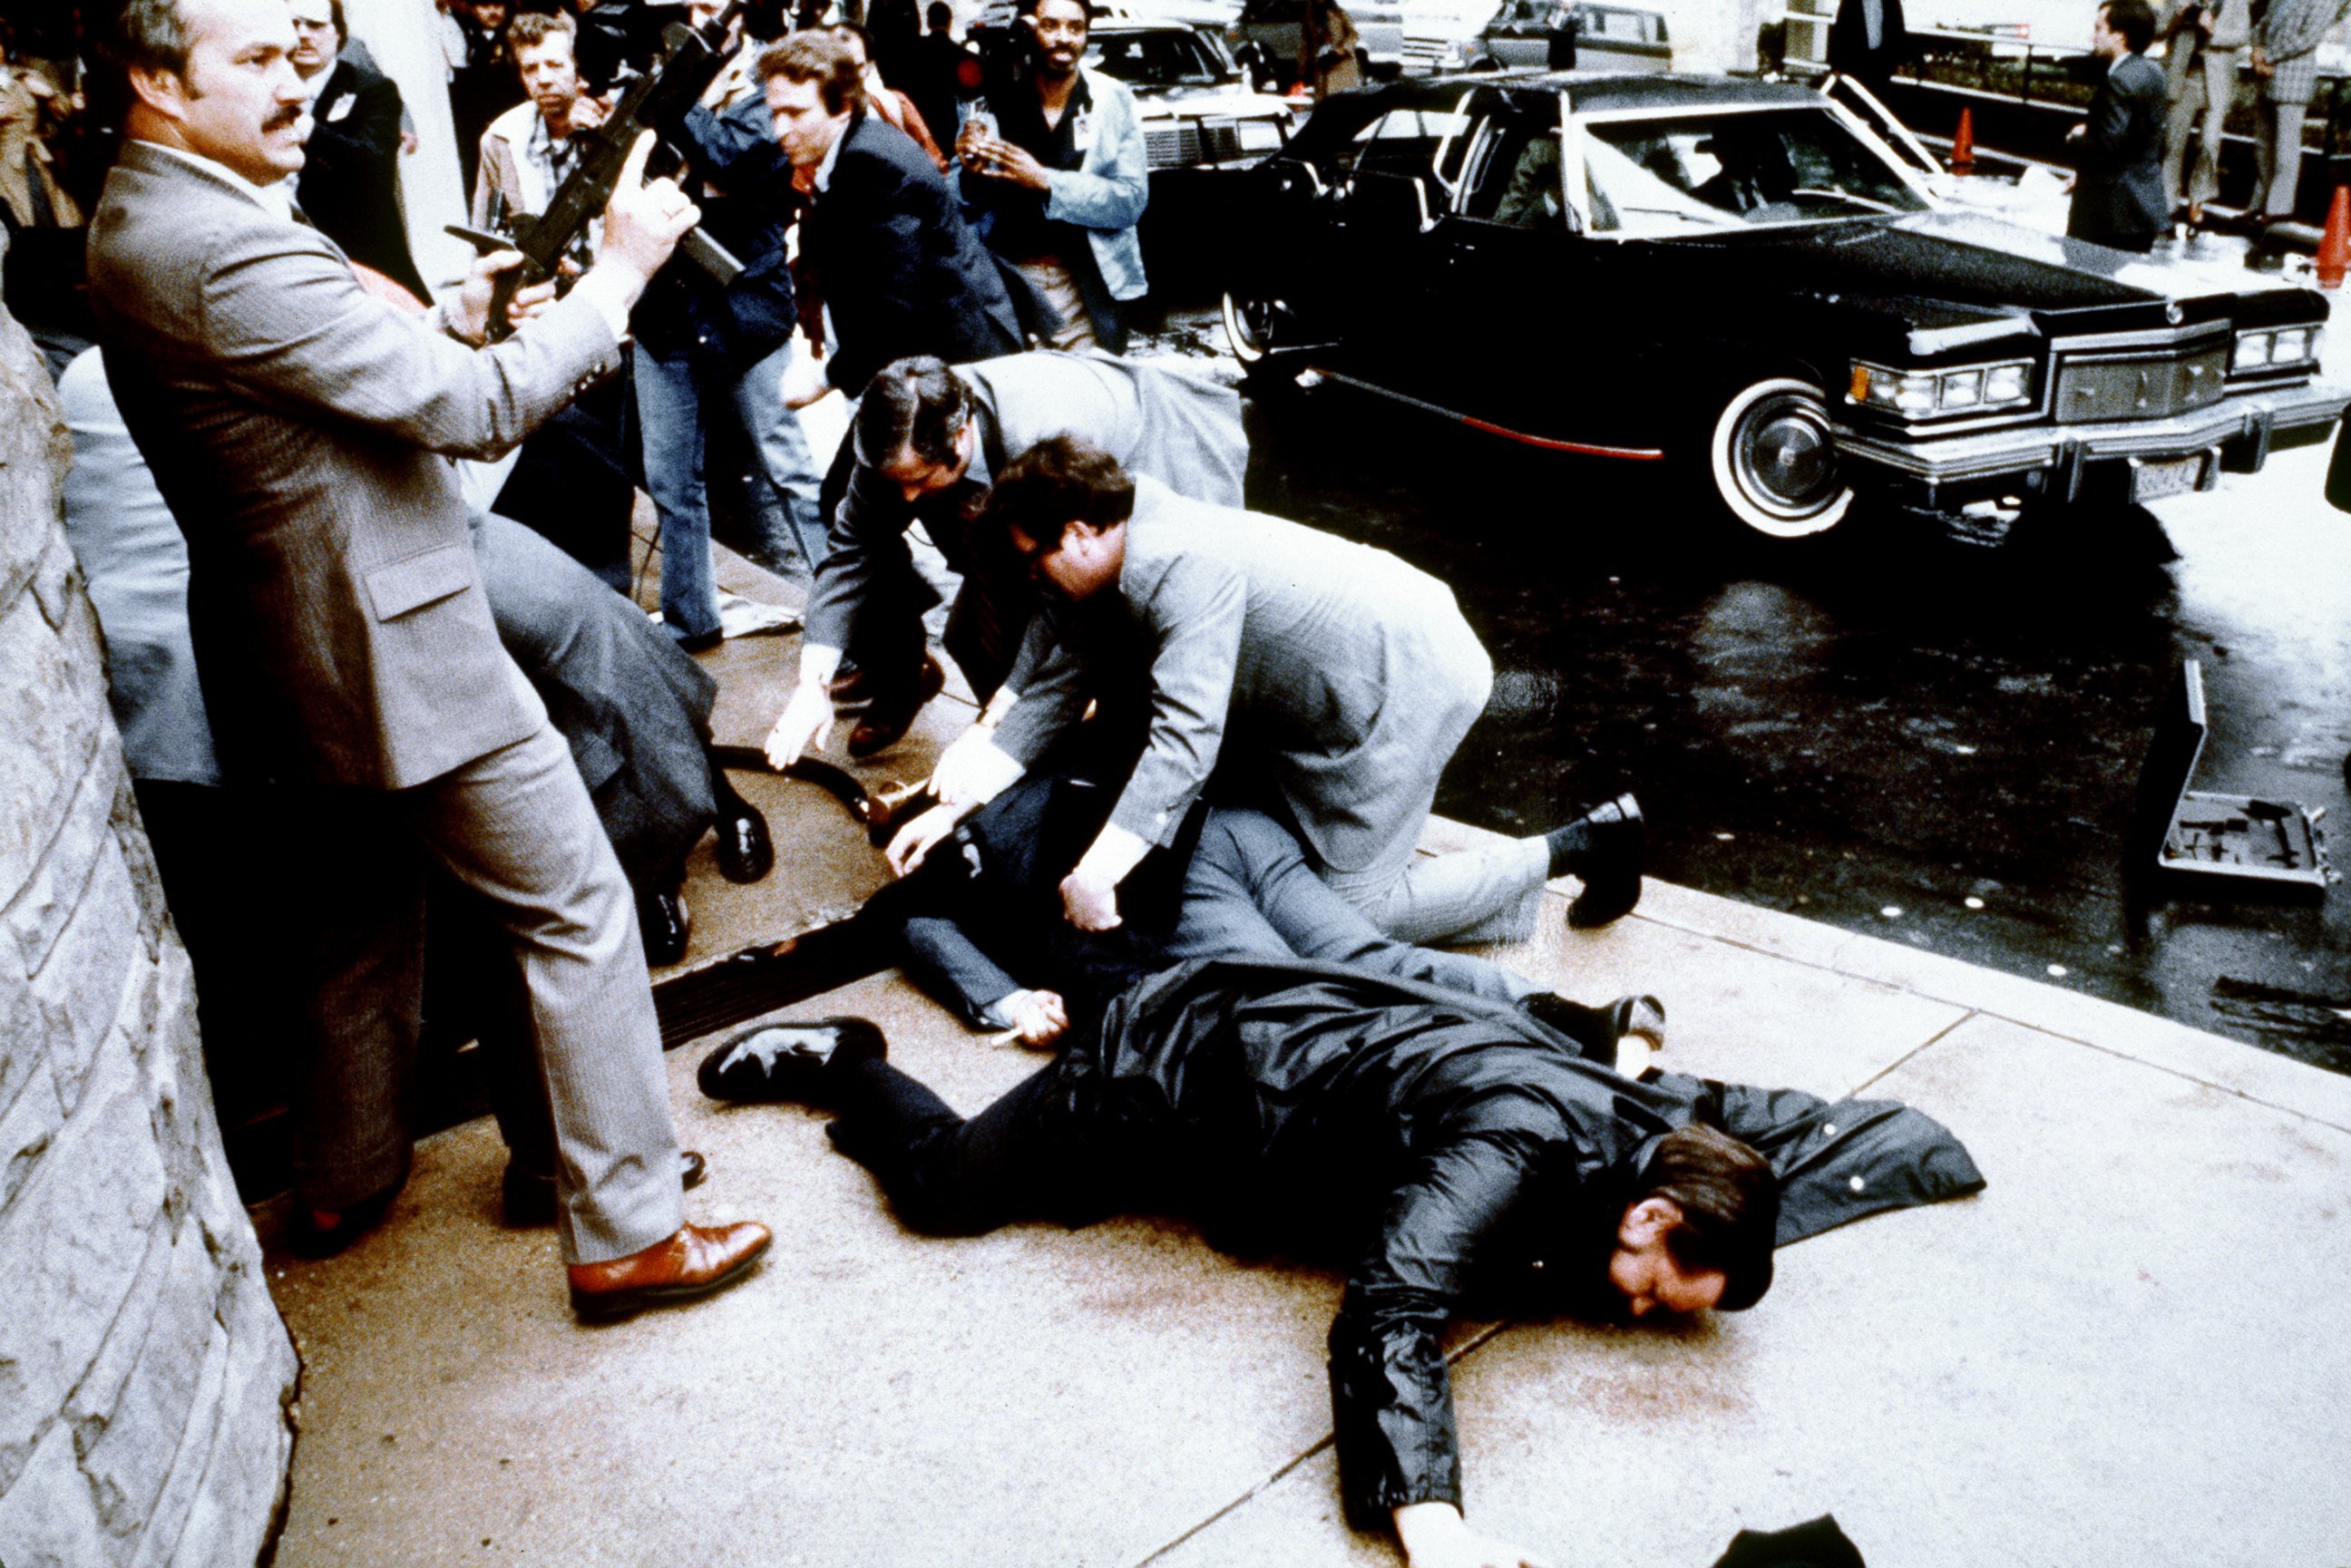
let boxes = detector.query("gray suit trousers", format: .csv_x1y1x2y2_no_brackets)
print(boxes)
400,704,685,1264
2163,46,2239,207
1168,809,1536,1005
2257,97,2309,217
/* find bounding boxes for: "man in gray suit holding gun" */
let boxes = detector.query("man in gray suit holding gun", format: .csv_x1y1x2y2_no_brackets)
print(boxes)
87,0,768,1318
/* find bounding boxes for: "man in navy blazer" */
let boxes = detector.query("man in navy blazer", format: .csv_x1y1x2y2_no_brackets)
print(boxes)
761,31,1022,409
2067,0,2171,252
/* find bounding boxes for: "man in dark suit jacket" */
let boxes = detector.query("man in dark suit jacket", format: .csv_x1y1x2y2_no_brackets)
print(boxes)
1826,0,1909,95
288,0,431,301
760,31,1021,409
2067,0,2170,252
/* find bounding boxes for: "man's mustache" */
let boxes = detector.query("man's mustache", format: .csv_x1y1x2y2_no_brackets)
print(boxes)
266,104,305,132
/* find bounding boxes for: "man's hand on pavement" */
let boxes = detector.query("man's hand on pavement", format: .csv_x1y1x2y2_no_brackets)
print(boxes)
764,680,834,770
1392,1504,1551,1568
997,989,1069,1047
1059,865,1122,930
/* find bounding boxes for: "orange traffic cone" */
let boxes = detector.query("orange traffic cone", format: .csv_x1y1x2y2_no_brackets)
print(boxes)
1950,107,1975,177
2319,184,2351,289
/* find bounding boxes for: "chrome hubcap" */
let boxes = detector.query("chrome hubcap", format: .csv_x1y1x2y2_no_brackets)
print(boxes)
1733,394,1839,518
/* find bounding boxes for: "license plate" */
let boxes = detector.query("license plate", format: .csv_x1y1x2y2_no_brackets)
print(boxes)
2132,453,2204,502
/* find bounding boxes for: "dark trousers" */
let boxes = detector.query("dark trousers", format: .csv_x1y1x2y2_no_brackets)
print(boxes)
826,1057,1070,1236
493,367,638,594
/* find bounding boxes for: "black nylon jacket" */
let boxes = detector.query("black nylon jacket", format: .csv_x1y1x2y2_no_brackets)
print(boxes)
1034,958,1984,1528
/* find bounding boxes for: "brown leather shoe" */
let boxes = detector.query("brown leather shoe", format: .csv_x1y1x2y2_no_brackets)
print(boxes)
847,654,946,759
824,663,870,702
567,1220,771,1321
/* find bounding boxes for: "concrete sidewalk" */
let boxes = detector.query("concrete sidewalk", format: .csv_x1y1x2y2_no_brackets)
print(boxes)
253,547,2351,1567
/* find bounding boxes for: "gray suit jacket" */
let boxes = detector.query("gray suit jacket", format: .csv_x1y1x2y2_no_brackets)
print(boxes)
993,479,1491,873
87,140,623,789
805,348,1249,661
2257,0,2346,102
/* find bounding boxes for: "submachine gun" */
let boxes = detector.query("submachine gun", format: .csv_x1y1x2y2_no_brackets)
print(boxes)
447,0,748,342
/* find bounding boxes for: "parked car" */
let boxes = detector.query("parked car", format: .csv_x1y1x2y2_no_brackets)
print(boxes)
1226,0,1405,88
1458,0,1670,72
1217,73,2348,541
1086,20,1296,171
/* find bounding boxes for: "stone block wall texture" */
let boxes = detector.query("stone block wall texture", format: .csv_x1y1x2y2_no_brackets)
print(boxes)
0,290,300,1560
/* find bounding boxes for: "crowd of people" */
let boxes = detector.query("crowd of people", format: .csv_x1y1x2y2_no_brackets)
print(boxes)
24,1,1993,1562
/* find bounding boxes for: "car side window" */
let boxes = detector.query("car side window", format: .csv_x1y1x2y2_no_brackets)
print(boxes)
1344,96,1478,194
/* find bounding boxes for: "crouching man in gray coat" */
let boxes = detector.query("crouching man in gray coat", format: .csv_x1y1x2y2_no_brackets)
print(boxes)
892,437,1646,949
763,350,1249,765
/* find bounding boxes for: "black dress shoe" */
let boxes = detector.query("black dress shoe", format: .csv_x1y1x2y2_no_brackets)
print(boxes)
713,799,775,884
698,1017,888,1106
1563,793,1644,929
676,628,725,654
847,655,946,759
502,1150,708,1228
639,886,690,966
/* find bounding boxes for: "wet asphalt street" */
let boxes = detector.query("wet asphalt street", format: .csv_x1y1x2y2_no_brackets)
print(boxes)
1136,306,2351,1077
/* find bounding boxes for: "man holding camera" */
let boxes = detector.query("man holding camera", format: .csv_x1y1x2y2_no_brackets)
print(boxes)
955,0,1148,354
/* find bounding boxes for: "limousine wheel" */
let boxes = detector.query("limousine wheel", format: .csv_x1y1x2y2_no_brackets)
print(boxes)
1221,290,1283,367
1706,377,1854,541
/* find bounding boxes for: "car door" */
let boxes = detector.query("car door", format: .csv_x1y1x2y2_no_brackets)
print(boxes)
1422,89,1663,453
1312,89,1483,363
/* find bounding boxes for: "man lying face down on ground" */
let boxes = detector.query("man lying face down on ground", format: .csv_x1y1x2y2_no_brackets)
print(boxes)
699,765,1985,1568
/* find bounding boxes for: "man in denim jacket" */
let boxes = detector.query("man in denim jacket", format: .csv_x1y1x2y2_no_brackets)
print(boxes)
955,0,1148,353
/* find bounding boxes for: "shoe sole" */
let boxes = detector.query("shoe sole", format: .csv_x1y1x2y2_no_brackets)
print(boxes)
569,1234,772,1322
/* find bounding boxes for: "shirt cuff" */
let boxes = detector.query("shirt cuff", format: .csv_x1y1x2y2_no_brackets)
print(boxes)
800,643,844,687
956,735,1028,804
566,268,638,344
1074,821,1153,888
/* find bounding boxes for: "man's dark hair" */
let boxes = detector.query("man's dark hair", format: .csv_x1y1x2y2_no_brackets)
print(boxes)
759,31,867,114
983,435,1136,543
325,0,350,47
854,357,975,471
2100,0,2155,53
509,9,577,52
93,0,193,89
925,2,952,29
829,19,874,54
1639,1124,1779,1310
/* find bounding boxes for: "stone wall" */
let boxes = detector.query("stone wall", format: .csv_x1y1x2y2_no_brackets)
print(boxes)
0,288,300,1558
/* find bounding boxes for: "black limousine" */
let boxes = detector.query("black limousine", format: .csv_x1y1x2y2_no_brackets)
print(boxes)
1218,73,2350,541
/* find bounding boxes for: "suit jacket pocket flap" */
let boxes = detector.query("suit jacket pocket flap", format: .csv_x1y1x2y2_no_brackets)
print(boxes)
366,544,475,621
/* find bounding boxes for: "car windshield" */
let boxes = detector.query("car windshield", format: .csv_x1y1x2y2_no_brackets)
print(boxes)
1580,108,1928,236
1088,28,1234,85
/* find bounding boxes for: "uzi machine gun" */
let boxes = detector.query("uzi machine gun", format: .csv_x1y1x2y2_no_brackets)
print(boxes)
447,0,746,341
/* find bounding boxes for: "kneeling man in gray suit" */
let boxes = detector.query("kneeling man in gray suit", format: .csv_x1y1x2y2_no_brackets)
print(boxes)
899,437,1644,946
87,0,766,1317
